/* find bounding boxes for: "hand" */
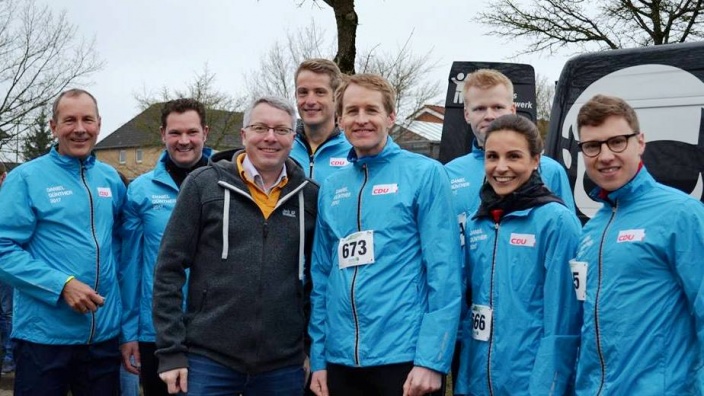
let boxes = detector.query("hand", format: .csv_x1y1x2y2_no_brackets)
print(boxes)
159,368,188,394
402,366,442,396
61,278,105,314
120,341,141,375
310,370,329,396
304,356,311,383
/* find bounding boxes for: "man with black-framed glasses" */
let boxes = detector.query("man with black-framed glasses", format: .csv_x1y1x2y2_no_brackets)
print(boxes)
571,94,704,394
152,96,318,395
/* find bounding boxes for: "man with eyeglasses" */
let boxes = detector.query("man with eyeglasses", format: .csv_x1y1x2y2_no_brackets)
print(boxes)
571,94,704,394
152,96,318,395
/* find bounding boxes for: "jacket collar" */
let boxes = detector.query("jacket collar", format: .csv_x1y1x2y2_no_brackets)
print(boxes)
295,124,345,152
210,149,313,193
153,147,213,189
471,139,485,158
49,145,96,171
347,136,400,167
589,166,656,206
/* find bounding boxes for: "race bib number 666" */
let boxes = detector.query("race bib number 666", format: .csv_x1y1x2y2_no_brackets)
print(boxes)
470,304,493,342
338,230,375,269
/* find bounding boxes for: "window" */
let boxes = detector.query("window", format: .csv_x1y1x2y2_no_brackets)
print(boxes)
135,149,143,163
118,150,126,164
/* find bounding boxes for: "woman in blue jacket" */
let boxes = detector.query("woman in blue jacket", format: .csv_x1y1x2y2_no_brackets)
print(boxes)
456,114,581,395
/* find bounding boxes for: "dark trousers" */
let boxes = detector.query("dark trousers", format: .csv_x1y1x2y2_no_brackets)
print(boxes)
327,362,446,396
14,337,120,396
139,342,169,396
0,281,14,361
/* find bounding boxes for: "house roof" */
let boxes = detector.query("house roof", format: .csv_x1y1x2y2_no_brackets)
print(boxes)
95,103,243,151
408,104,446,122
426,104,446,115
395,120,443,142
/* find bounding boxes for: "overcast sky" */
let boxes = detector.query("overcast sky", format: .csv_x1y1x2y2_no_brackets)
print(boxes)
39,0,572,141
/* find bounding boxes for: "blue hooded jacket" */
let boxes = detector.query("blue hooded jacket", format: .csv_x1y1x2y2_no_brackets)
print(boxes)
574,167,704,394
119,149,212,343
0,147,125,344
290,126,352,181
309,137,462,374
455,195,581,395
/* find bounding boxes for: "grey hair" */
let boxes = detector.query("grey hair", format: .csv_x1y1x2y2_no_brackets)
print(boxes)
52,89,99,121
243,96,297,129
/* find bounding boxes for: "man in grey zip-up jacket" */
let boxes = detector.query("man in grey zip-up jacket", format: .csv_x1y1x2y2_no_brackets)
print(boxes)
153,96,318,395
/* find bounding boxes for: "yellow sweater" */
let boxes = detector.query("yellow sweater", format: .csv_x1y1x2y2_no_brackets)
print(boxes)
236,153,288,219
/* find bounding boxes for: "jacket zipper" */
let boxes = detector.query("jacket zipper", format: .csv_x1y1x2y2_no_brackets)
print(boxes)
486,221,500,396
351,163,368,366
595,204,617,395
308,154,314,178
79,161,99,343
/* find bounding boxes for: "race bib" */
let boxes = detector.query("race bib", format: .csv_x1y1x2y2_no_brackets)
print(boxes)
569,259,587,301
458,212,467,247
470,304,493,342
338,231,375,269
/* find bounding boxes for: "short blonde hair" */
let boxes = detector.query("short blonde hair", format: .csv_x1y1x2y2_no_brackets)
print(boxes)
335,74,396,117
462,69,514,104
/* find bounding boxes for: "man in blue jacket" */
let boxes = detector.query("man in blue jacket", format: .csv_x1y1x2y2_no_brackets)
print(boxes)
0,89,126,395
309,74,462,396
573,94,704,393
119,98,212,396
290,58,352,181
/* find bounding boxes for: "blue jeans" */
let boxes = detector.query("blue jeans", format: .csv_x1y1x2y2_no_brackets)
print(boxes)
0,281,14,361
14,338,120,396
119,356,140,396
187,353,304,396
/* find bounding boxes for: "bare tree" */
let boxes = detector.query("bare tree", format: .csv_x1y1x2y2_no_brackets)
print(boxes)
303,0,358,74
135,65,245,112
535,73,556,138
133,65,247,148
244,24,440,120
0,0,103,153
244,21,333,101
479,0,704,55
357,32,441,120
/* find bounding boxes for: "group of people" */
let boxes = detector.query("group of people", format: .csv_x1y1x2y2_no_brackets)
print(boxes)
0,58,701,396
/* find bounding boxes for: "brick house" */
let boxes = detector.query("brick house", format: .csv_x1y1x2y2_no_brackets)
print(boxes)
94,103,243,179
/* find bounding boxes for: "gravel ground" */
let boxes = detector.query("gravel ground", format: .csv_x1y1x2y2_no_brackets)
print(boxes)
0,371,13,395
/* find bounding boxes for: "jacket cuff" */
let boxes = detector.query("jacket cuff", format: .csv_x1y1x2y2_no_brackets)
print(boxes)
157,352,188,374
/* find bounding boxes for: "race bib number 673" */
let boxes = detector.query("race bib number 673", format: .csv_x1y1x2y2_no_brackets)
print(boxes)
338,230,375,269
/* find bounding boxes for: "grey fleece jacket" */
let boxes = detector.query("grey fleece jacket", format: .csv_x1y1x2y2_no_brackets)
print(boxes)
152,149,318,374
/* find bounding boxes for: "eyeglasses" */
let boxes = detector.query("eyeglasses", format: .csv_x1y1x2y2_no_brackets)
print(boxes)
245,124,293,136
578,133,639,158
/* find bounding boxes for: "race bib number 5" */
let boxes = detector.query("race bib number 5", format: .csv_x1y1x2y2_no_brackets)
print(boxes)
470,304,493,342
338,231,375,269
569,259,587,301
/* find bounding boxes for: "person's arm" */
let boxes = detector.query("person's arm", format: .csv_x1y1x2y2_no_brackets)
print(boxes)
152,174,202,375
308,187,335,387
529,208,582,395
0,170,77,304
118,183,144,373
413,164,462,374
670,200,704,388
541,158,576,212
